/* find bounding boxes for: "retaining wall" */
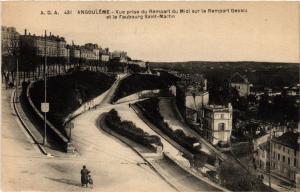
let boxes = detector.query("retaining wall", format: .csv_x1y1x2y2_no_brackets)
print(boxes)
26,82,74,152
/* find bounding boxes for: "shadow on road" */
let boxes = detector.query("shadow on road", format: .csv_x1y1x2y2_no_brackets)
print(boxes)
45,177,82,188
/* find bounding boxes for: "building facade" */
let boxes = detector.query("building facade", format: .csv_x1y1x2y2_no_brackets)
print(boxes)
230,72,250,97
175,78,209,122
20,29,69,64
271,130,299,185
253,143,269,170
203,104,233,145
1,26,20,56
100,48,110,62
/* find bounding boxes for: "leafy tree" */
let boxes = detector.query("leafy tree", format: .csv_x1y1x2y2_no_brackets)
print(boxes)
218,161,270,191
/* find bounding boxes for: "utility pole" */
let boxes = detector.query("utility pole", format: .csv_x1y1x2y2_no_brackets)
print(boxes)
43,30,48,145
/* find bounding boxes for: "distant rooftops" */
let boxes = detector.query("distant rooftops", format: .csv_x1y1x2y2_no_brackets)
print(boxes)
273,131,299,150
22,29,66,42
230,72,249,84
2,26,18,33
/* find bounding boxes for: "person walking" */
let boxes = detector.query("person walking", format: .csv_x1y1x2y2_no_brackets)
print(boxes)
80,165,90,187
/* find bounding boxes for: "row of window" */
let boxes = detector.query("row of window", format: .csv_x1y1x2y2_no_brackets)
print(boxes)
271,163,296,180
272,143,296,156
273,151,297,167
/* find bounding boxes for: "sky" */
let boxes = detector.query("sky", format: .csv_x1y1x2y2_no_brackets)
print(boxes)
2,1,299,63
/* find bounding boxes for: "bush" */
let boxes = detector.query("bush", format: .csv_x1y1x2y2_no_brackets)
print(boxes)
136,98,201,154
105,109,163,149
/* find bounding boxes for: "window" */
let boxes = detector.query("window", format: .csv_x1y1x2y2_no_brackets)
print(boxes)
278,154,280,160
288,158,290,165
283,146,285,152
282,155,285,163
287,149,290,154
218,123,225,131
294,159,297,167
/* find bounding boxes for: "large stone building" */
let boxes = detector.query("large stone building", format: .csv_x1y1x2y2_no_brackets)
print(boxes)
1,26,20,57
271,130,300,186
1,26,20,80
81,43,100,62
20,29,69,64
230,72,250,97
203,104,233,145
100,48,110,62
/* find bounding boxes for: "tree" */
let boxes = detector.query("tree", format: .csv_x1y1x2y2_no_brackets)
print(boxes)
1,35,19,86
218,161,269,191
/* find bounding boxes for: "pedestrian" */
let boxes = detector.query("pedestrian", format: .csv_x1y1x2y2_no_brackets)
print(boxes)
80,165,90,187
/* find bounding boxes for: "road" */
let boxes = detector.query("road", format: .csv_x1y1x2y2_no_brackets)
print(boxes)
114,104,223,191
3,73,226,192
2,79,175,191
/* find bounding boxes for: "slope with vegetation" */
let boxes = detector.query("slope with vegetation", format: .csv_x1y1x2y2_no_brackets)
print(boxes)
29,71,115,135
112,73,179,102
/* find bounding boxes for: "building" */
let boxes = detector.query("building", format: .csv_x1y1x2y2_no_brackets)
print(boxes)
230,72,250,97
100,48,110,62
111,50,127,62
254,143,269,170
203,104,233,145
67,44,80,65
1,26,20,79
1,26,20,56
175,78,209,122
270,130,299,185
79,43,100,63
20,29,69,64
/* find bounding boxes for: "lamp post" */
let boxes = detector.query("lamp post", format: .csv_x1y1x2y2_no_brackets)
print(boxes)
15,58,19,102
42,30,48,145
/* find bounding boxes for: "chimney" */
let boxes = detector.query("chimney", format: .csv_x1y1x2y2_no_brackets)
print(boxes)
50,32,52,36
24,29,27,35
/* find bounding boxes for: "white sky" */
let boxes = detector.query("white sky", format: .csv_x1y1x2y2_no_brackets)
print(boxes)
2,1,299,63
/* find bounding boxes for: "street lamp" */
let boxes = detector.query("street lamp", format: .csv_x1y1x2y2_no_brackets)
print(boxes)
41,30,49,146
15,58,19,102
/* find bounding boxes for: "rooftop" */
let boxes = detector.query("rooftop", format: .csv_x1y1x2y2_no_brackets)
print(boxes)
204,104,231,112
273,131,299,150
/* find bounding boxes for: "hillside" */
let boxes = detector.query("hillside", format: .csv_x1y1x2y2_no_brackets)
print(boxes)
112,73,179,102
29,71,115,134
